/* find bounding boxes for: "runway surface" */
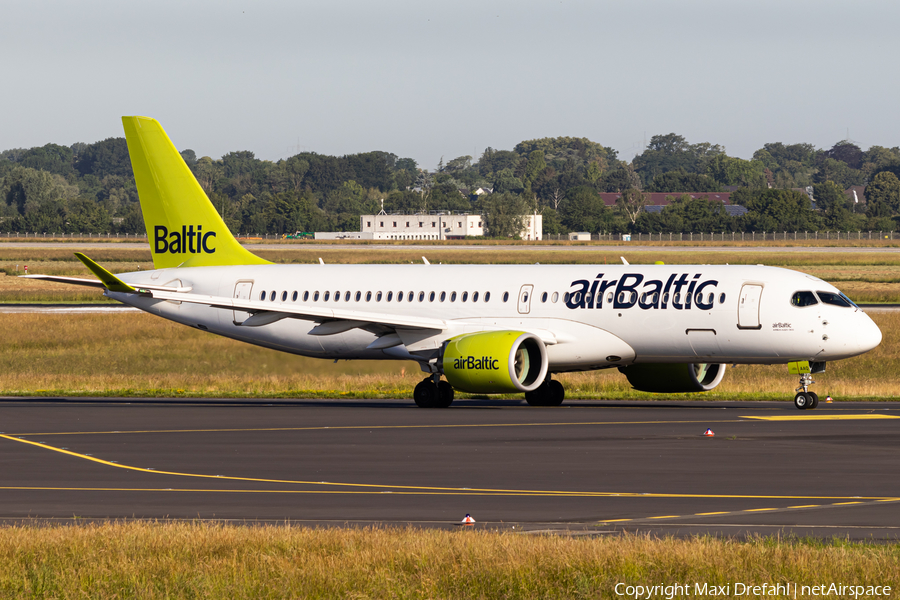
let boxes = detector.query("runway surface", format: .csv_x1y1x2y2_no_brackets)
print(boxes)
1,398,899,539
2,241,900,253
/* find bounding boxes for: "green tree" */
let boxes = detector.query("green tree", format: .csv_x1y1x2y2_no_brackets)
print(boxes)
865,171,900,218
737,189,821,232
705,155,766,188
811,181,846,212
481,192,527,239
66,197,111,233
560,186,612,233
632,133,724,186
523,150,547,191
647,170,723,193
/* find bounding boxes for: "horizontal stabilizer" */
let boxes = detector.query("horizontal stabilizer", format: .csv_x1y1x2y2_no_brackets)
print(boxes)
74,253,137,293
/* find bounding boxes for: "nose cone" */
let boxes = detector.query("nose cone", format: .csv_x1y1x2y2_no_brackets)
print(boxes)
857,312,883,354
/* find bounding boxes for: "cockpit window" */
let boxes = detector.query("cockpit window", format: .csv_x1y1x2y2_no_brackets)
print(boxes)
816,291,852,308
791,291,818,307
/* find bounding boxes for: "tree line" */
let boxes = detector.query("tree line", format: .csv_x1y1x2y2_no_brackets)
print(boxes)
2,131,900,237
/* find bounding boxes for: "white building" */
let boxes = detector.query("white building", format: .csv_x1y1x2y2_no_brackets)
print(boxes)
359,212,542,241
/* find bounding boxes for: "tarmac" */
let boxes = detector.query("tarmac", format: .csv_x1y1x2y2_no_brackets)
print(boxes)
1,397,899,539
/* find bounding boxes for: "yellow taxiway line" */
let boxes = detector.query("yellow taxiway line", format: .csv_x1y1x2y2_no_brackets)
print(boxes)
1,433,897,501
742,414,900,421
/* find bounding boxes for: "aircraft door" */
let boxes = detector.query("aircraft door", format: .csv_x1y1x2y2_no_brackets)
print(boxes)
518,284,534,314
233,281,254,324
738,284,763,329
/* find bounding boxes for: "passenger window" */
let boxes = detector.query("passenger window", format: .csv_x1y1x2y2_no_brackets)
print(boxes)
707,292,713,305
473,291,479,302
365,291,372,302
292,291,298,302
607,292,613,304
302,291,308,302
281,291,287,302
816,291,852,308
324,291,330,301
551,292,558,303
541,292,548,302
451,292,457,302
462,292,468,302
355,291,361,302
429,291,435,302
503,291,509,302
334,291,340,301
313,291,319,301
407,291,414,302
791,291,818,307
440,291,446,302
387,291,393,302
376,291,382,302
719,293,726,304
345,291,351,302
397,291,403,302
418,292,425,302
270,291,276,301
563,292,569,303
259,291,266,301
485,291,490,302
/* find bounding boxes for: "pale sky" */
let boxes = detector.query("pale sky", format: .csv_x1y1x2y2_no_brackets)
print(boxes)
3,0,899,169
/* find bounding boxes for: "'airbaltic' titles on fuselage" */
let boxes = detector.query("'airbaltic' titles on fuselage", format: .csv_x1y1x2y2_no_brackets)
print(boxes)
453,356,501,370
154,225,216,254
566,272,719,310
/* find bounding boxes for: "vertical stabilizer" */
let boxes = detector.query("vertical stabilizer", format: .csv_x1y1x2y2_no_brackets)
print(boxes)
122,116,270,269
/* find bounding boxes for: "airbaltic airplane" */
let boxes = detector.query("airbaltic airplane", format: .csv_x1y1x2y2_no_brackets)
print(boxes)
26,117,883,410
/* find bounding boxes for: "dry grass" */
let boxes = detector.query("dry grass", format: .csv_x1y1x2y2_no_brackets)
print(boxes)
0,523,896,599
1,311,897,400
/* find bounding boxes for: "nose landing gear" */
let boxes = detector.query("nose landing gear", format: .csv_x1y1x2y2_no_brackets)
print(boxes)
793,372,819,410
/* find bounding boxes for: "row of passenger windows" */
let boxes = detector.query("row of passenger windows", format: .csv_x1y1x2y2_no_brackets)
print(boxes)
258,289,727,307
261,290,495,303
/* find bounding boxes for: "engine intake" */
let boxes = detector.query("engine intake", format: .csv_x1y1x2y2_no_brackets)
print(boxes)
442,331,548,393
619,363,725,393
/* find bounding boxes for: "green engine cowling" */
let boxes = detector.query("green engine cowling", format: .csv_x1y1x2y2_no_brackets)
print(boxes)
442,331,548,394
618,363,725,393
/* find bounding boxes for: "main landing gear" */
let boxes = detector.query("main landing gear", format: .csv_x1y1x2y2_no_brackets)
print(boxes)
414,376,454,408
793,372,819,410
524,378,565,407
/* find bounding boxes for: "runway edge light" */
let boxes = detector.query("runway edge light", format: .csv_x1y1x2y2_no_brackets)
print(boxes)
703,428,715,437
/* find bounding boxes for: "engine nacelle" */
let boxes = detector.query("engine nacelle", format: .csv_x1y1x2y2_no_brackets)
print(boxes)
619,363,725,393
442,331,548,393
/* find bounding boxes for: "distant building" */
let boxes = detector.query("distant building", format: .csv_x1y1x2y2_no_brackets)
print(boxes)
844,186,866,207
359,212,542,240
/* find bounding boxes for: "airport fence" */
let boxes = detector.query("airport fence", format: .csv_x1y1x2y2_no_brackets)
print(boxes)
0,231,896,242
544,231,897,242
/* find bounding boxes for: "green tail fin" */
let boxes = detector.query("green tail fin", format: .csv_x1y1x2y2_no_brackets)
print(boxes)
122,116,270,269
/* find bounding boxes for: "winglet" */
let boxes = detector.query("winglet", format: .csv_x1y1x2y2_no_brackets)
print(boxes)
74,253,137,293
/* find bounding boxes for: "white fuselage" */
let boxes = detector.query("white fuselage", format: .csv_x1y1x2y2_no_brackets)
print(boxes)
110,263,882,372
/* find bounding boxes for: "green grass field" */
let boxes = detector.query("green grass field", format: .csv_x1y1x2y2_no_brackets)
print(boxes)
1,310,897,400
1,523,897,599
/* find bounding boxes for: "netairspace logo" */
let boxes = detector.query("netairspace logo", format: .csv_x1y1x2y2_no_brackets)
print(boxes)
614,582,892,599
